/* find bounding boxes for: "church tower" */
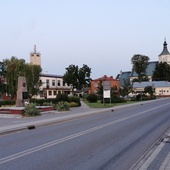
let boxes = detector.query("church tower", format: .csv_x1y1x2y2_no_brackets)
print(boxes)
30,45,41,66
158,39,170,65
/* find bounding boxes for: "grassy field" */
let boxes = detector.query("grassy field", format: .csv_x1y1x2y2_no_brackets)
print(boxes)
83,100,138,108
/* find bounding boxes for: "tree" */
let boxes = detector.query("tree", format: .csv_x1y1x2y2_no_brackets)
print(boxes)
152,62,170,81
96,80,103,99
144,86,154,97
25,64,42,98
120,79,132,97
0,61,7,96
4,56,26,99
131,54,150,82
63,64,91,92
3,56,42,99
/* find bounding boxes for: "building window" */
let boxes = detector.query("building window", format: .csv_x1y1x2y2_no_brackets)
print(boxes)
53,91,56,96
63,81,65,86
48,91,52,96
94,83,98,87
52,80,55,86
58,80,60,86
46,79,49,88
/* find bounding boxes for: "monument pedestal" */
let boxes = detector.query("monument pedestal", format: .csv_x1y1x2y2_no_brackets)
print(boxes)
16,76,29,107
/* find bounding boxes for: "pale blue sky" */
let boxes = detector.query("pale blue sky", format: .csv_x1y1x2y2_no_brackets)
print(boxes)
1,0,170,79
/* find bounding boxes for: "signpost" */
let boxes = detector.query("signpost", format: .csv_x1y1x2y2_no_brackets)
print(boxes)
102,81,111,105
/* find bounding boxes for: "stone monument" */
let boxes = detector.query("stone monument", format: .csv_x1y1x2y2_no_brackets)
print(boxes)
16,75,29,107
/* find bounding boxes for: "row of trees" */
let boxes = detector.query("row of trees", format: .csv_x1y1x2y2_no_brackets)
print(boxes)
0,57,92,100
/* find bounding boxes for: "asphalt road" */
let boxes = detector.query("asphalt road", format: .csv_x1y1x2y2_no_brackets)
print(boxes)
0,99,170,170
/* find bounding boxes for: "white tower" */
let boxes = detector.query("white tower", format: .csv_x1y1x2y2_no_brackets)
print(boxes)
30,45,41,66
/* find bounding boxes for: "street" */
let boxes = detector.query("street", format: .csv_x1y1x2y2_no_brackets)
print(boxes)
0,99,170,170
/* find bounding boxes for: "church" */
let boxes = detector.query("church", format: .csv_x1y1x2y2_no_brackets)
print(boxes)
117,39,170,97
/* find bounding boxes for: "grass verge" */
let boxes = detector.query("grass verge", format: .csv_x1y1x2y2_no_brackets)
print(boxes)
83,100,138,108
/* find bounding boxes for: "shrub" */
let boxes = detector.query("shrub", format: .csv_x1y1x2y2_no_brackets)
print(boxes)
69,102,79,107
56,93,69,103
86,94,98,103
101,96,126,103
56,101,70,111
68,96,81,106
0,100,15,106
24,103,40,117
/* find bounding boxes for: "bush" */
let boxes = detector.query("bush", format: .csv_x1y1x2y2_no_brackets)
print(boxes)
101,96,126,103
69,102,79,107
56,93,69,103
56,101,70,111
86,94,98,103
24,103,40,117
68,96,81,106
0,100,15,106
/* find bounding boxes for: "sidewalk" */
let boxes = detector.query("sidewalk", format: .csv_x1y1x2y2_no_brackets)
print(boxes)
0,100,170,170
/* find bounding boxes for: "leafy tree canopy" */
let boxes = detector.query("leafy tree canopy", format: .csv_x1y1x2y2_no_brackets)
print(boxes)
3,56,42,99
131,54,150,82
63,64,91,91
25,64,42,98
152,62,170,81
0,61,7,95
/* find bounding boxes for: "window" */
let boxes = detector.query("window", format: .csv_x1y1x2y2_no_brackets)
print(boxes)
63,81,65,86
52,80,55,86
58,80,60,86
94,83,98,87
48,91,52,95
46,79,49,88
53,91,56,95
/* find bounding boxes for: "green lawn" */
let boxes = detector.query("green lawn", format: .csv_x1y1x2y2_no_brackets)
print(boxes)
83,100,138,108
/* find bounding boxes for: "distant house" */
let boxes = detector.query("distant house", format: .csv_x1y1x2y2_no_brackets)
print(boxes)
90,75,120,94
132,81,170,97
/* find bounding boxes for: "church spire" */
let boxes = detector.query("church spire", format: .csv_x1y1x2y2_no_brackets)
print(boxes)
159,39,170,56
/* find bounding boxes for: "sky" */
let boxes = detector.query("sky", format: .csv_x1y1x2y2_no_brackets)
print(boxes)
1,0,170,79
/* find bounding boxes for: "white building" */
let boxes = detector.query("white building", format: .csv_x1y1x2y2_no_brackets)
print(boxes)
133,81,170,97
36,73,72,99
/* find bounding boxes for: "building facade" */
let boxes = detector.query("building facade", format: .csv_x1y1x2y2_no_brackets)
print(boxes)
90,75,120,94
132,81,170,97
36,73,72,99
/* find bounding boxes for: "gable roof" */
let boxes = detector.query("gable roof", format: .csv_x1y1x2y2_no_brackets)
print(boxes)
92,75,117,82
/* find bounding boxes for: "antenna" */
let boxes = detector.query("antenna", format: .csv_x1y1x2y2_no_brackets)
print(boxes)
34,45,36,53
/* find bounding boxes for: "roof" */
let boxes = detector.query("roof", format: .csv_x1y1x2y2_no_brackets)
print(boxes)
92,75,118,81
116,71,131,86
133,81,170,88
131,61,158,77
40,73,63,78
159,40,170,56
